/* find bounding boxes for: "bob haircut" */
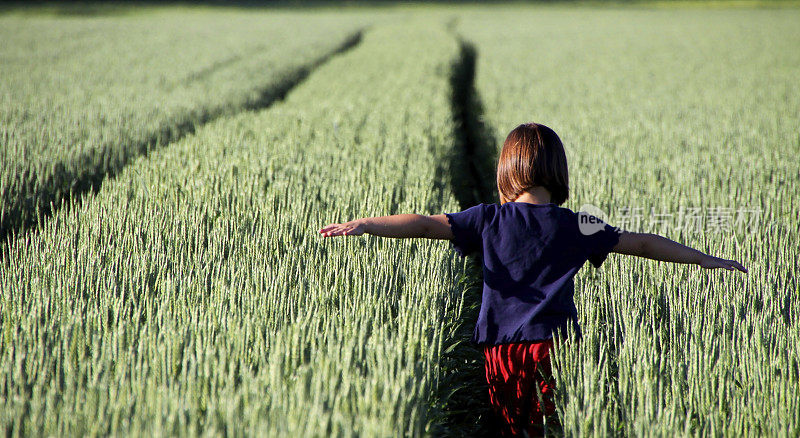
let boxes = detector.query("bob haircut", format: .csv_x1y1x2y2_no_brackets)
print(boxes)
496,123,569,205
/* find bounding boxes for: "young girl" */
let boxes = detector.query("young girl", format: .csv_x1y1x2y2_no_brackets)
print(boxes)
318,123,747,436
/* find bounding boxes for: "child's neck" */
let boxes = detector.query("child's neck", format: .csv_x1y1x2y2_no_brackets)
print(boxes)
512,187,552,205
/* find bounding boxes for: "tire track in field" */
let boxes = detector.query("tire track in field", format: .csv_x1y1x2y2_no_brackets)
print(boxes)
0,30,363,250
448,38,497,209
434,28,500,436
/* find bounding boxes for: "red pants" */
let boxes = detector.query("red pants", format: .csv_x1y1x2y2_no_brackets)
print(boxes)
484,340,557,437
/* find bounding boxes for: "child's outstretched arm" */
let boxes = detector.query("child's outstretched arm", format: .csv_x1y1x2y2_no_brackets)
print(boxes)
613,231,747,273
319,214,453,239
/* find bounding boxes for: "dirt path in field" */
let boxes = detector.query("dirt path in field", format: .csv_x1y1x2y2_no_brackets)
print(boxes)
0,30,363,252
448,39,497,209
436,30,501,436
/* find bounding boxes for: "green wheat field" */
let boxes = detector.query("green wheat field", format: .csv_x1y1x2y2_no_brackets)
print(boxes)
1,2,798,436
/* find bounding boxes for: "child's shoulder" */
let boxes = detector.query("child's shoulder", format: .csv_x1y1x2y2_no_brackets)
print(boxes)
459,202,499,214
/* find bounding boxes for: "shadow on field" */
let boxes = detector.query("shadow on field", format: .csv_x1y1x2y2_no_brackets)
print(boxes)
0,1,558,16
430,33,500,437
447,39,497,209
0,30,363,254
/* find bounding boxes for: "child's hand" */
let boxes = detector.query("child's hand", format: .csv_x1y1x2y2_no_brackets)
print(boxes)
699,254,748,273
318,220,366,237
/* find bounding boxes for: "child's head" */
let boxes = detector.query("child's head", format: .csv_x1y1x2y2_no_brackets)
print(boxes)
496,123,569,205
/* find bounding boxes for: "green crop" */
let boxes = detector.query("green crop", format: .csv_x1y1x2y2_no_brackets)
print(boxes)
0,9,368,236
459,7,800,436
0,19,480,436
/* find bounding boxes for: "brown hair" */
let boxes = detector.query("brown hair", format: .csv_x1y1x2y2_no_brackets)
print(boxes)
496,123,569,205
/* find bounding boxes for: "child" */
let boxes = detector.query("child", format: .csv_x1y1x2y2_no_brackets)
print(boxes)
318,123,746,436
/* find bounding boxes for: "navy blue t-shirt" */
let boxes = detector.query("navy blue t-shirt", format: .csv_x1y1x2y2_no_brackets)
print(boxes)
445,202,621,345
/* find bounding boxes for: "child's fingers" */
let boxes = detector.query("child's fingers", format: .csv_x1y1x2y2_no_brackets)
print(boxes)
318,224,342,234
319,223,363,238
731,260,748,273
701,257,747,273
320,225,355,237
718,258,747,273
319,227,338,237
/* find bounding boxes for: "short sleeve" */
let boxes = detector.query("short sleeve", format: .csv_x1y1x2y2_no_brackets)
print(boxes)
444,204,487,257
579,215,621,268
